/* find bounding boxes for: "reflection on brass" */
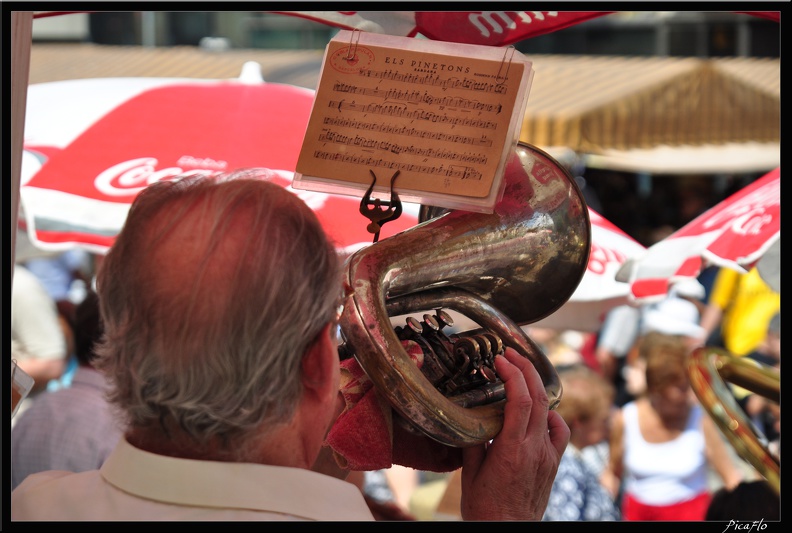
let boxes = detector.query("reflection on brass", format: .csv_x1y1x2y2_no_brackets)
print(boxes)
338,142,591,447
688,346,780,495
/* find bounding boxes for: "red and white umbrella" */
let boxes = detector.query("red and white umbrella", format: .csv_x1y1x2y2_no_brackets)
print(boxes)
20,63,419,255
19,61,643,331
32,12,780,48
271,11,780,47
274,11,611,46
616,167,780,304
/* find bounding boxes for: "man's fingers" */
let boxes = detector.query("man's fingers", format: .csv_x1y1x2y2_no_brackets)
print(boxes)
502,348,548,401
501,348,551,435
546,409,571,456
492,351,532,441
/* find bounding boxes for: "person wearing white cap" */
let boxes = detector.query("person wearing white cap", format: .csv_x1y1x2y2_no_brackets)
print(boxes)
670,277,707,315
595,278,707,407
640,296,705,343
620,295,705,400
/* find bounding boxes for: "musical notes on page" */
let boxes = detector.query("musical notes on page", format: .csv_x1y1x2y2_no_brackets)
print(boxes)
294,30,533,213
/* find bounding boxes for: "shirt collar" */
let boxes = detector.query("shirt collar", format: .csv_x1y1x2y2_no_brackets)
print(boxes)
101,438,374,520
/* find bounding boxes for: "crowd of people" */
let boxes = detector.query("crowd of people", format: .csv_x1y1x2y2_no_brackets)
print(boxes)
10,169,779,522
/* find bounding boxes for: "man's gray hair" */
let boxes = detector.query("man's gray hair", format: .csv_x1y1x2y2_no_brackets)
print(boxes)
94,169,342,455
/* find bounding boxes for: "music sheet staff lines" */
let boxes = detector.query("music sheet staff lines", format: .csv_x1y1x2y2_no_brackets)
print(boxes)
317,129,489,164
321,117,494,147
310,151,483,181
332,82,504,114
295,31,533,209
355,69,510,95
328,100,499,130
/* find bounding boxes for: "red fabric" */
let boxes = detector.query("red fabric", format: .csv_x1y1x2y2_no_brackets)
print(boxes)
414,11,611,47
324,340,463,472
579,332,600,373
622,492,711,521
263,12,779,47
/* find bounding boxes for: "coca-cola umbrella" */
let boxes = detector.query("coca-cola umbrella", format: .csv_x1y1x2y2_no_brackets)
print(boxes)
19,63,419,255
273,11,612,46
20,9,781,252
616,167,780,304
277,11,781,46
20,61,643,331
31,11,780,48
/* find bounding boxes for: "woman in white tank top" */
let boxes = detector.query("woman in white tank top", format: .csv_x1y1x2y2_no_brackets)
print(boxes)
601,333,743,521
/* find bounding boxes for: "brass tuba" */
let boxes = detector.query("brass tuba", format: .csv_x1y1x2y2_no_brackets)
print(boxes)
337,142,591,447
688,346,780,495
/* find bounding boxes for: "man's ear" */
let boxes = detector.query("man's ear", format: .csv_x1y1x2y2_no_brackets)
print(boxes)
301,323,338,397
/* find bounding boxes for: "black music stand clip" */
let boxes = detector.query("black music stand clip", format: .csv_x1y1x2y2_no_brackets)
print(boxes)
359,170,403,243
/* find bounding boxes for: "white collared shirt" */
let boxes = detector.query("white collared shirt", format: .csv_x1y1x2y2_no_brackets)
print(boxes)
12,438,375,521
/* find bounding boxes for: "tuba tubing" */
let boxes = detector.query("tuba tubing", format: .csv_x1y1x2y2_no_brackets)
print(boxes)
385,287,560,410
338,143,591,447
688,346,780,495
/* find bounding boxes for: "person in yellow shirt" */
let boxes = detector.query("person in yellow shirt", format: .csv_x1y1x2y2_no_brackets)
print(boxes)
699,267,780,357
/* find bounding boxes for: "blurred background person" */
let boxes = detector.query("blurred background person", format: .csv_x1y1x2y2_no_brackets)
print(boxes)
11,289,122,490
622,294,707,399
698,266,780,358
543,364,620,521
592,225,678,404
46,300,80,392
11,263,68,411
17,227,94,306
600,280,707,408
621,331,689,404
594,303,642,407
604,336,743,520
346,469,417,520
525,327,587,370
596,277,707,408
15,230,95,393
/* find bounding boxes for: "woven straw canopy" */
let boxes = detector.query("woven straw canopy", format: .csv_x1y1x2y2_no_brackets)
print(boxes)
520,54,779,153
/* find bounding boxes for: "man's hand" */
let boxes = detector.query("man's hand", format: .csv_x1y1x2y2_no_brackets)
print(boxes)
459,347,570,520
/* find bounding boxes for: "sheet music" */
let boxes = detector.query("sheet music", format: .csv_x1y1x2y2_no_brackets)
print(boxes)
294,31,533,213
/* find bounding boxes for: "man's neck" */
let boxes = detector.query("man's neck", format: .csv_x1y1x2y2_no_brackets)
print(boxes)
126,426,245,462
125,422,306,467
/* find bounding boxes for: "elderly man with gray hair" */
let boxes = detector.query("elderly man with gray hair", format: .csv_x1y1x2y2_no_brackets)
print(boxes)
12,169,569,521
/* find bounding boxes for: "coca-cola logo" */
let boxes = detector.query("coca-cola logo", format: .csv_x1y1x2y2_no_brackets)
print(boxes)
587,242,626,275
94,158,223,196
468,11,558,38
701,180,779,233
93,158,331,212
729,209,774,236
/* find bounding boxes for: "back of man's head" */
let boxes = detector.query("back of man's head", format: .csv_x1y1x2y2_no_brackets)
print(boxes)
93,170,343,455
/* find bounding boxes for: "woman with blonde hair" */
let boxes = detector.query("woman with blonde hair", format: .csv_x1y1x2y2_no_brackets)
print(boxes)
604,334,742,520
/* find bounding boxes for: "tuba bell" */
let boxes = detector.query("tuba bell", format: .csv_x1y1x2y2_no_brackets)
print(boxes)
337,142,591,447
